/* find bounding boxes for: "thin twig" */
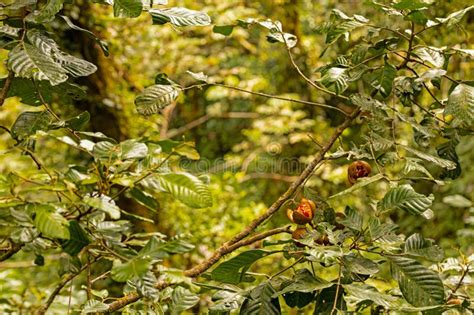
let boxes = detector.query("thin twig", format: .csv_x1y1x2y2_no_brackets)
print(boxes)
331,261,342,315
215,83,349,115
397,22,415,70
39,258,99,314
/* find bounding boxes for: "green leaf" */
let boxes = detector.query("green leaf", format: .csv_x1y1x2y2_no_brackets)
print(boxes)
340,206,363,232
342,255,380,275
34,205,70,239
82,300,109,313
272,269,332,296
129,188,159,212
157,173,212,208
319,67,348,94
139,236,194,259
111,257,152,282
404,233,444,262
26,0,64,23
120,140,148,159
150,7,211,27
65,111,90,130
378,184,434,216
445,84,474,128
369,62,396,98
61,221,91,256
135,84,179,115
92,140,147,161
170,287,200,315
393,0,435,10
240,282,281,315
213,25,234,36
436,5,474,27
343,283,397,308
27,30,97,78
211,250,278,284
404,146,457,170
8,43,68,85
328,174,384,199
11,111,53,141
83,195,121,219
388,255,444,306
0,25,21,38
413,47,445,68
113,0,143,18
324,9,368,44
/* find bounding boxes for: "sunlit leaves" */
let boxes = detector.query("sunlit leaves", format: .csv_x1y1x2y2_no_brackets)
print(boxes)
392,0,435,10
319,67,348,94
11,111,53,141
170,287,200,315
343,284,397,308
8,43,68,85
26,0,64,23
82,300,109,313
34,205,70,239
368,62,397,98
404,146,457,170
156,173,212,208
321,9,369,44
435,5,474,27
61,221,91,256
240,282,281,315
211,250,277,284
378,184,434,216
84,195,121,219
389,255,444,306
135,84,179,115
8,30,97,86
445,84,474,128
413,47,445,68
404,233,444,262
113,0,143,18
111,257,152,282
150,7,211,26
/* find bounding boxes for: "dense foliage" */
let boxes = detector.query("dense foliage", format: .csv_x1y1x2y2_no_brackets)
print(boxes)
0,0,473,314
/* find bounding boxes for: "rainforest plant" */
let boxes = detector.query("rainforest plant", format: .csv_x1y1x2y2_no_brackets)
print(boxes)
0,1,473,313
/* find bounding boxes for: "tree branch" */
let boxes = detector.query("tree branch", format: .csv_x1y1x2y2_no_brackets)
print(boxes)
0,240,23,262
0,71,14,107
184,108,359,278
106,107,360,312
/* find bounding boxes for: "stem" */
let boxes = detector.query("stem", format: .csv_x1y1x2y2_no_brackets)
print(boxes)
39,258,98,314
0,71,14,107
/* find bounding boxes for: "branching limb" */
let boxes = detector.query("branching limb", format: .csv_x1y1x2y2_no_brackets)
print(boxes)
0,240,23,262
183,108,360,278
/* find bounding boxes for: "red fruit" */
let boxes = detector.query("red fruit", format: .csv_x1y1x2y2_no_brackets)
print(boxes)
287,198,315,225
348,161,372,185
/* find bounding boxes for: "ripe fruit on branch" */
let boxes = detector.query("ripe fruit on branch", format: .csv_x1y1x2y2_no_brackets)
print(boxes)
347,160,372,185
292,227,308,247
287,198,315,225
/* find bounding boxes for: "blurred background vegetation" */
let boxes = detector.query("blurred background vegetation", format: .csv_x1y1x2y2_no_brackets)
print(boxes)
0,0,472,312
